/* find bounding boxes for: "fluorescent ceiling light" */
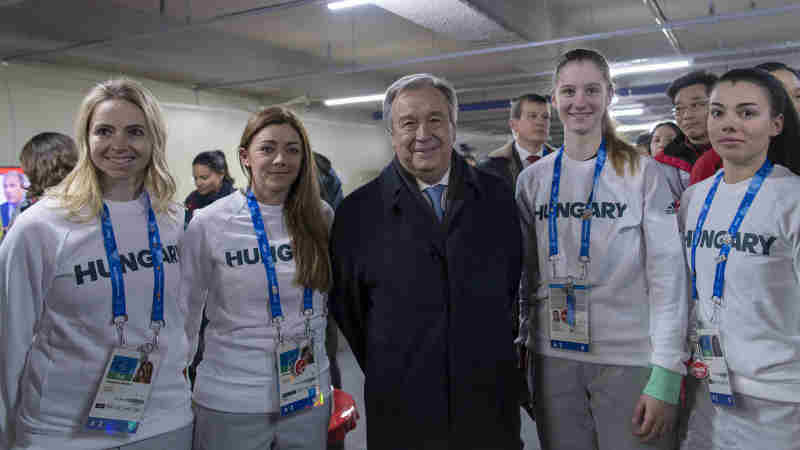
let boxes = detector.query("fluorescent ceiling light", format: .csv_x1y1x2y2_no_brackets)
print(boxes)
610,59,691,77
613,102,645,109
617,122,660,133
609,108,645,118
328,0,372,10
324,93,384,106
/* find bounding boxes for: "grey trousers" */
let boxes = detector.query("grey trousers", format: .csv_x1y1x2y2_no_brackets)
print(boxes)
530,354,675,450
193,397,331,450
682,379,800,450
110,424,193,450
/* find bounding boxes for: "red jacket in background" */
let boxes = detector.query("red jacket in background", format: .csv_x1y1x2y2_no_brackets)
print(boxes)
689,147,723,186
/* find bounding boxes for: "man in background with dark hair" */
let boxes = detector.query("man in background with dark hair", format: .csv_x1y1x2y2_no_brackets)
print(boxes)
662,71,720,185
479,93,554,189
756,62,800,112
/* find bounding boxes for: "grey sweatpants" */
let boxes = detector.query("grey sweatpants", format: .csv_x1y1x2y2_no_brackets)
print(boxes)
192,397,331,450
530,354,675,450
110,424,193,450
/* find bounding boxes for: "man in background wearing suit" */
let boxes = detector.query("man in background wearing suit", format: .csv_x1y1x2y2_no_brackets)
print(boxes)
1,172,25,232
479,93,554,188
329,73,524,450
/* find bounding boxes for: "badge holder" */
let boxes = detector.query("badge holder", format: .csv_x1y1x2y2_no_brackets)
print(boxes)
695,324,735,406
86,320,164,434
548,257,591,353
275,312,324,417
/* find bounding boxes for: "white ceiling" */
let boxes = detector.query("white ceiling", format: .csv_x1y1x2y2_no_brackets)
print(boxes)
4,0,800,142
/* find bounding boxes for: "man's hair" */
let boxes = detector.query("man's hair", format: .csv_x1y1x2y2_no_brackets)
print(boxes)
666,71,719,103
383,73,458,133
755,62,800,78
510,93,550,120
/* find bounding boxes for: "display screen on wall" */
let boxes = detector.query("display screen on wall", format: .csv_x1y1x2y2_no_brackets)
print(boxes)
0,167,28,231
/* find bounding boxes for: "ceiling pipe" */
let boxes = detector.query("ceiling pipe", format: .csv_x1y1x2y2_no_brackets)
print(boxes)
1,0,326,62
196,3,800,90
644,0,682,54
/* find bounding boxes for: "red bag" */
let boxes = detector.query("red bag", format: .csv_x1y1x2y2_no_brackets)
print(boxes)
327,388,360,444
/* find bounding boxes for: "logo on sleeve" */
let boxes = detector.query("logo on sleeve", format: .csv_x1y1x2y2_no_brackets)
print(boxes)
664,200,679,215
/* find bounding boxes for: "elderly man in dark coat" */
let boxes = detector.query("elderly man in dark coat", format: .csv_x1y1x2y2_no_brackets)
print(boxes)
329,73,524,450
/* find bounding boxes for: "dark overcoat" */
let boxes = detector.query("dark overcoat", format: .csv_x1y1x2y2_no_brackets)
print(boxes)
329,152,523,450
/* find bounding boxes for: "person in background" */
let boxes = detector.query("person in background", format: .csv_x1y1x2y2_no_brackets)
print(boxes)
635,133,651,155
650,122,683,158
480,93,555,189
184,150,235,226
755,61,800,112
516,48,687,450
650,122,689,202
0,78,192,449
184,150,236,387
679,67,800,450
330,73,523,449
16,132,78,216
312,150,347,450
183,107,333,450
664,71,722,186
0,171,26,232
313,152,343,210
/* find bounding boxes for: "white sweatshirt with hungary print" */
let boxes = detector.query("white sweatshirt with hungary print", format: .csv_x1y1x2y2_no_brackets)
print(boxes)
516,151,689,377
679,164,800,403
0,194,191,450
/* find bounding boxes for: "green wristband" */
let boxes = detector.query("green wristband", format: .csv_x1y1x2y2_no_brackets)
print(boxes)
643,365,682,405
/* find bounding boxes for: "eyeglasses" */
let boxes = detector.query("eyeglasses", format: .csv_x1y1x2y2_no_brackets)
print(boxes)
672,100,709,117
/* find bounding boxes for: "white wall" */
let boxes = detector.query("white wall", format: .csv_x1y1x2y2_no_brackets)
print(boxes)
0,61,393,201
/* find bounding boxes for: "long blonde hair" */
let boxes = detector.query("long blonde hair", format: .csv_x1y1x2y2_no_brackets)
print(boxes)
238,107,331,292
553,48,640,176
52,78,177,220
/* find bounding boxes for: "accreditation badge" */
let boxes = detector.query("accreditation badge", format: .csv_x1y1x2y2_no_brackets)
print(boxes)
85,345,163,434
276,337,323,417
696,328,735,406
548,278,590,352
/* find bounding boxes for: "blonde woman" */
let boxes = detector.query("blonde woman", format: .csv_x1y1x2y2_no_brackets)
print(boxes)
0,79,191,450
182,107,333,450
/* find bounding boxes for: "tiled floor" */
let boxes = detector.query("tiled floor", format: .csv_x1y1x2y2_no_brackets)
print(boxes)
335,340,542,450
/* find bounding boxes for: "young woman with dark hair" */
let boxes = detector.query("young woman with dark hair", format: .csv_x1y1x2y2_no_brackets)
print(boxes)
184,149,236,225
679,68,800,450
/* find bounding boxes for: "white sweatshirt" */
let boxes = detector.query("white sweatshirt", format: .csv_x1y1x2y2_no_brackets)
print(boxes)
679,165,800,403
516,152,689,374
182,191,332,413
0,195,191,450
657,163,691,203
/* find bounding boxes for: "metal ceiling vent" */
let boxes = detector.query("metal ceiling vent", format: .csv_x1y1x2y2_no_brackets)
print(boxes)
373,0,520,43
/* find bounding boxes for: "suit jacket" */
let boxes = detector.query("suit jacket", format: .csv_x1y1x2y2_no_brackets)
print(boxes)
329,152,523,450
478,140,555,190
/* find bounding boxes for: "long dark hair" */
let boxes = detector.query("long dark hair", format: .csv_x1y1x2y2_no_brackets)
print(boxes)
714,68,800,175
192,150,234,185
552,48,640,176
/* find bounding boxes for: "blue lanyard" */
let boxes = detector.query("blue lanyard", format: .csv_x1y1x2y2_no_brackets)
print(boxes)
101,193,165,344
548,140,607,275
245,191,313,328
690,160,773,303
